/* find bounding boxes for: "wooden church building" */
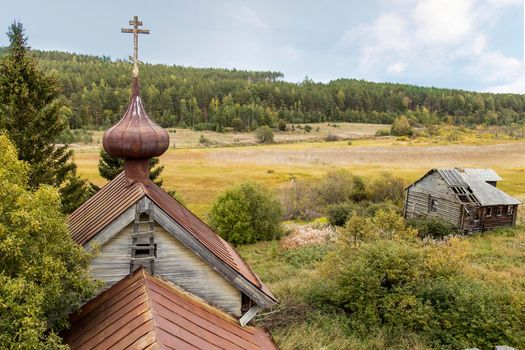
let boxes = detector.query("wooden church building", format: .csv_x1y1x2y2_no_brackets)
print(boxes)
404,168,520,233
64,17,278,349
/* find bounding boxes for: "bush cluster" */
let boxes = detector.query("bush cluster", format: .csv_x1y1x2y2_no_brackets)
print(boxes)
391,115,413,136
307,235,525,348
281,169,405,222
209,182,282,244
407,217,459,239
254,125,274,143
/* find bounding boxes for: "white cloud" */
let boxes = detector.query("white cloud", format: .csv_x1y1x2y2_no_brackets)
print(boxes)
387,63,406,74
334,0,524,92
413,0,474,44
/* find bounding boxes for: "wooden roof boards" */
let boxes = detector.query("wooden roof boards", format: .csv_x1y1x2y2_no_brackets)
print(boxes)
68,172,275,306
63,269,278,350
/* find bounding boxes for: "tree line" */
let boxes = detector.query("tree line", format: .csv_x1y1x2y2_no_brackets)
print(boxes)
1,48,525,132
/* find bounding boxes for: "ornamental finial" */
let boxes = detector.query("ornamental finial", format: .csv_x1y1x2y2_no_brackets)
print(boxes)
121,16,150,78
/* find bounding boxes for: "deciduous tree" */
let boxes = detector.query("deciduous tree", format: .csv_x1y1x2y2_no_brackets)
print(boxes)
0,134,98,349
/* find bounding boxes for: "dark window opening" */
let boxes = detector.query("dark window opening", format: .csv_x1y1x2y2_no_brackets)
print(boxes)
139,212,151,222
486,207,492,217
241,293,254,313
508,206,514,216
135,243,157,257
430,199,438,212
497,207,503,216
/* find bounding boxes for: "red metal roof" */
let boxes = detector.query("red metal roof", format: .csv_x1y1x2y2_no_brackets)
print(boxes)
63,269,278,349
68,172,274,299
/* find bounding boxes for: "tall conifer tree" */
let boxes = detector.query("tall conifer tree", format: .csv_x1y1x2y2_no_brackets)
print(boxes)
0,21,92,213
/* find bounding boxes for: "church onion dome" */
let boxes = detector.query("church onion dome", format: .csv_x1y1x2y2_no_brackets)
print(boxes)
102,77,169,159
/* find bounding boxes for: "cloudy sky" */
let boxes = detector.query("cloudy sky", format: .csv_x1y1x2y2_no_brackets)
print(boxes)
1,0,523,92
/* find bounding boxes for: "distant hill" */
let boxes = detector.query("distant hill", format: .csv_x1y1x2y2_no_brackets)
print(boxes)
2,47,525,130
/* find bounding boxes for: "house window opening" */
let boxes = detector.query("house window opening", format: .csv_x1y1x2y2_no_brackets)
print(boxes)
507,206,514,216
497,207,503,216
486,207,492,217
430,199,438,212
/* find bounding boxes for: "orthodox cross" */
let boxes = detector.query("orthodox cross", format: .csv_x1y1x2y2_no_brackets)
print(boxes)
121,16,150,77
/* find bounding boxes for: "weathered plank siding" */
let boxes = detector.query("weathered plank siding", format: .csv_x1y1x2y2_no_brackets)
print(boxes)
405,172,462,227
89,222,242,316
479,205,517,231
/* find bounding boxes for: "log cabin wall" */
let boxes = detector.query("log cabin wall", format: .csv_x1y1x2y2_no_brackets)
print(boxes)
405,172,463,227
89,222,242,316
478,205,517,231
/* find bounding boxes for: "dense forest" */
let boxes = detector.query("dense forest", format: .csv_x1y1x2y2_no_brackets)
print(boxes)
2,48,525,131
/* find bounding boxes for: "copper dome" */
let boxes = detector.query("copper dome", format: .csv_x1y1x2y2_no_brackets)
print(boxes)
103,78,169,159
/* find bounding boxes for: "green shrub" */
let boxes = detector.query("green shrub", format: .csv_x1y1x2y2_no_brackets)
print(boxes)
308,239,525,348
407,217,459,239
277,119,287,131
231,117,243,131
304,125,312,133
255,125,274,143
327,201,359,226
367,172,405,204
362,200,402,217
317,170,367,205
209,182,282,244
56,128,93,144
283,244,331,268
391,116,413,136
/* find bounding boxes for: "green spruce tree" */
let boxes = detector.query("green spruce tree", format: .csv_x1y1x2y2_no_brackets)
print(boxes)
98,149,165,186
0,21,92,213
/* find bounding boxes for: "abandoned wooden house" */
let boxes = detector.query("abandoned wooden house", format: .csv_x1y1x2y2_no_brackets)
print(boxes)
404,168,520,233
65,17,278,349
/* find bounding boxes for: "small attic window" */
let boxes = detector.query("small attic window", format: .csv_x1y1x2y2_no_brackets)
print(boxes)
139,212,151,222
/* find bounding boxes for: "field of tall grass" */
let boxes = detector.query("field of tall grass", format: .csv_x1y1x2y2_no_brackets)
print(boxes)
73,123,525,349
74,127,525,218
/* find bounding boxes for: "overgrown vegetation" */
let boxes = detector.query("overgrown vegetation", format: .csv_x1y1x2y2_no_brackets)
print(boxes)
245,210,525,349
281,169,405,222
209,182,282,244
0,134,98,349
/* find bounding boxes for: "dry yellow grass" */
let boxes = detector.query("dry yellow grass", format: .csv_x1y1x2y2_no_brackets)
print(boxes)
83,122,387,149
74,136,525,218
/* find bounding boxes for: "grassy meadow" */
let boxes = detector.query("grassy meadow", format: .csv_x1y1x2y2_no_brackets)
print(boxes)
74,123,525,218
74,122,525,348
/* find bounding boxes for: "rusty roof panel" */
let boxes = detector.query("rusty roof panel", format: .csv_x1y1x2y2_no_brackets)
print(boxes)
64,269,278,350
69,173,145,245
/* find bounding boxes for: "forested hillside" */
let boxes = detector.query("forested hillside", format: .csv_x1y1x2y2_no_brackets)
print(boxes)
2,48,525,131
